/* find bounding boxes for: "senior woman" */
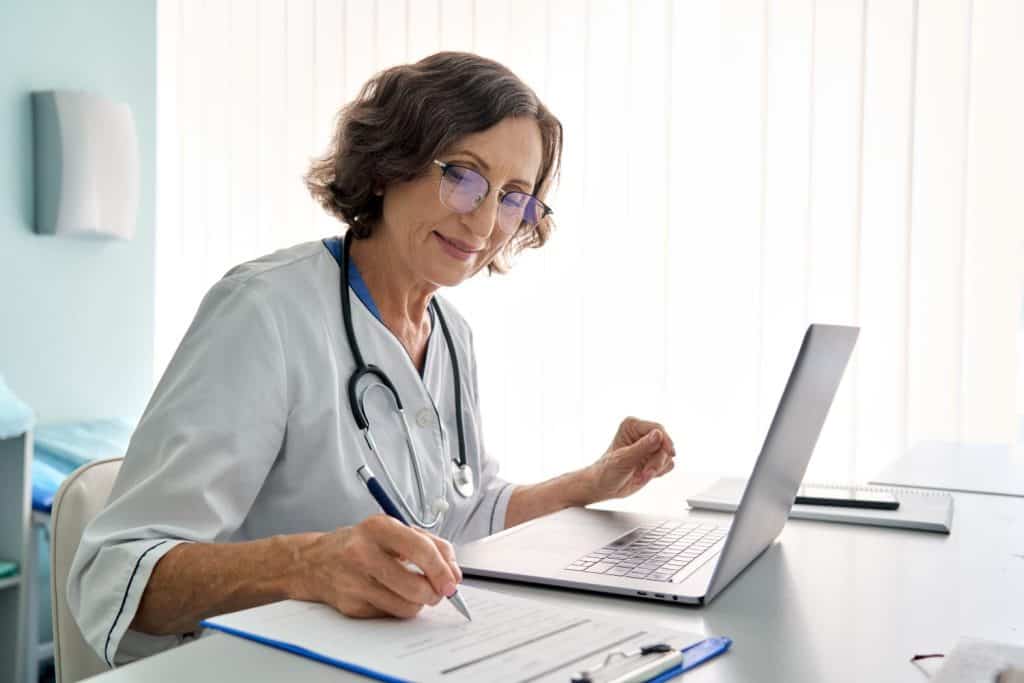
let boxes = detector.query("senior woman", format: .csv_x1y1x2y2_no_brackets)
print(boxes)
69,51,677,666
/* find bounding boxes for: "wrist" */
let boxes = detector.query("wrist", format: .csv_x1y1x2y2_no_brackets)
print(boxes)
279,532,325,602
566,465,600,508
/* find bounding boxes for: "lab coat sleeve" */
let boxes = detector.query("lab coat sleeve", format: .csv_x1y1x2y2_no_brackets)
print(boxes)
450,329,518,544
67,275,289,667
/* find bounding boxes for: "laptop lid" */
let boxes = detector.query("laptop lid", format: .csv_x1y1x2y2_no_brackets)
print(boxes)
704,323,859,600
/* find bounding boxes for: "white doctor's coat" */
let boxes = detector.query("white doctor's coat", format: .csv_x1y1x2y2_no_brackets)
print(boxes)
68,240,515,666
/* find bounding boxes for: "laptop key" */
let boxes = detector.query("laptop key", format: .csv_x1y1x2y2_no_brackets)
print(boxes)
605,528,648,548
606,567,631,576
585,562,616,573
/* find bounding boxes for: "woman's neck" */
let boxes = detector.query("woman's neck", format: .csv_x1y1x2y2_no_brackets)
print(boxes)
348,233,435,358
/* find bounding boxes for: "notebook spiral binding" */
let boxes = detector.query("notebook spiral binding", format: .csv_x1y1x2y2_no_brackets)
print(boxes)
803,482,952,498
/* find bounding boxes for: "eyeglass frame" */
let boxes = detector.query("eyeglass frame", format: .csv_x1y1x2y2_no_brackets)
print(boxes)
431,159,554,233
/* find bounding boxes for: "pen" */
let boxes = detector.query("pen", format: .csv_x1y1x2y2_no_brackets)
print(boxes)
356,465,473,622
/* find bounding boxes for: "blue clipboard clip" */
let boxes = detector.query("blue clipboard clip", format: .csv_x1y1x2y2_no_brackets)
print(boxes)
570,636,732,683
648,636,733,683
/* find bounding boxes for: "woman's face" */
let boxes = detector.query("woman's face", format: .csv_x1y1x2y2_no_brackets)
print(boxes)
378,116,544,288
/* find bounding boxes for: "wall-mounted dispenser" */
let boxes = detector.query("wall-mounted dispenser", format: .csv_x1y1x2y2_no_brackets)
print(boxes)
31,90,139,239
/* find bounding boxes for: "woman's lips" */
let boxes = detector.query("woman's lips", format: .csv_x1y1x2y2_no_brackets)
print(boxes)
434,232,480,261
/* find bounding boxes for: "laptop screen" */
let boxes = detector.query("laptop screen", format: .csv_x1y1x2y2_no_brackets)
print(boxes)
706,324,859,600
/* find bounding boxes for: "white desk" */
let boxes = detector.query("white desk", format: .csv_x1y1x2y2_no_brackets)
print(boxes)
872,441,1024,498
84,473,1024,682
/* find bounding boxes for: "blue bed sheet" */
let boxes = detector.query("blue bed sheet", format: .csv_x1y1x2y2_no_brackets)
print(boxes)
31,418,135,512
0,374,34,439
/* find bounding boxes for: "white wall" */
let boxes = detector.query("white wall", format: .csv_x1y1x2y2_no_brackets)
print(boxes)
156,0,1024,485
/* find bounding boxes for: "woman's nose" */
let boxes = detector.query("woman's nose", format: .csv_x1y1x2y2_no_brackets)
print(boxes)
460,192,500,239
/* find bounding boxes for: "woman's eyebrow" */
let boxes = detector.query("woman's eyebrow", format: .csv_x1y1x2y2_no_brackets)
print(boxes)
449,149,533,191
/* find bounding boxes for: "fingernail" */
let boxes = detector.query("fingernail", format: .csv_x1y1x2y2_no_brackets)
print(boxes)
444,582,457,597
648,431,660,444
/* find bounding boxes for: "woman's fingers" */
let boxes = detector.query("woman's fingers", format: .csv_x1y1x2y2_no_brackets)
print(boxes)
653,450,674,475
635,450,673,480
359,577,428,619
421,531,463,583
368,549,446,606
619,418,676,456
371,517,459,598
304,517,466,621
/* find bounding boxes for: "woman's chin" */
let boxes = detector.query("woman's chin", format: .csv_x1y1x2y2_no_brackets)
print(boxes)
422,255,481,288
430,270,472,289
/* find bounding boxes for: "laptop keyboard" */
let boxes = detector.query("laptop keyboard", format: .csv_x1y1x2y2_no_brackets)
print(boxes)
564,520,727,582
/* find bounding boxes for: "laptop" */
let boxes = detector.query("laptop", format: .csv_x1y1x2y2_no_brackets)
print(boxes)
458,323,859,605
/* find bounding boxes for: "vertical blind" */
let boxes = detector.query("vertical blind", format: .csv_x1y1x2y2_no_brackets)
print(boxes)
156,0,1024,485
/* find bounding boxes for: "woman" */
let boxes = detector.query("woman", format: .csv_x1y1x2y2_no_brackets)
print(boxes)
69,52,676,666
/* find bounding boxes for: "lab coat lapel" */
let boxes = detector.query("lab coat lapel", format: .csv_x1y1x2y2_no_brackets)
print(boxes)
348,292,448,524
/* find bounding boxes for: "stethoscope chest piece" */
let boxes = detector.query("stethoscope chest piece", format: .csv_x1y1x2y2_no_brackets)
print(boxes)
453,462,475,499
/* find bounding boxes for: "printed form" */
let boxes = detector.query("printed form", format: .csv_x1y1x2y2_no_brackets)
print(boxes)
203,584,703,682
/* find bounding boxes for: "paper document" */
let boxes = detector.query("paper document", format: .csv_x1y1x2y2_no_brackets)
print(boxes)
202,584,704,683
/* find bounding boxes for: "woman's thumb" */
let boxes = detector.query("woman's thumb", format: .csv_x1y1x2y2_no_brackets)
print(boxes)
619,430,662,462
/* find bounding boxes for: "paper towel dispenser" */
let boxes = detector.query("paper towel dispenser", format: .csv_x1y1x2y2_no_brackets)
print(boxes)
31,90,139,239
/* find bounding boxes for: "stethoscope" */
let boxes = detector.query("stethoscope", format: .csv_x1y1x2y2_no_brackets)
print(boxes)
339,231,475,530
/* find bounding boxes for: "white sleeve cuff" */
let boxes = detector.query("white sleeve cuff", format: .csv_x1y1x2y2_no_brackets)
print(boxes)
73,538,187,667
489,482,517,534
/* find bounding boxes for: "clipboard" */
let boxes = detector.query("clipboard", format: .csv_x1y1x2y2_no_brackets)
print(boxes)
654,637,733,681
571,636,732,683
200,585,728,683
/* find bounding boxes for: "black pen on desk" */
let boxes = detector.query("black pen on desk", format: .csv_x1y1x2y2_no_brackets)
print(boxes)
356,465,473,622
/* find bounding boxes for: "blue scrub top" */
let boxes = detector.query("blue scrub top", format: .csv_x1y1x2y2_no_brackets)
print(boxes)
323,236,381,321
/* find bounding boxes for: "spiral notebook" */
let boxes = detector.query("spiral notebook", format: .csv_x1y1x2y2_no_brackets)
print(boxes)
687,478,954,533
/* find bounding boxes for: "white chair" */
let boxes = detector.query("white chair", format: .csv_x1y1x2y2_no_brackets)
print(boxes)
49,458,122,683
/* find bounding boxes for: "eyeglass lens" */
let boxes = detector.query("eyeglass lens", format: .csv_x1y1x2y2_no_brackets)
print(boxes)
439,164,546,234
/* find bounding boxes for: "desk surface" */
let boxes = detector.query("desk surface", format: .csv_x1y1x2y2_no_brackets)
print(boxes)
84,473,1024,683
871,440,1024,498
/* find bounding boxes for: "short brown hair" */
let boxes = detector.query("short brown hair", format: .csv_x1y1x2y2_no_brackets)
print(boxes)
305,51,563,273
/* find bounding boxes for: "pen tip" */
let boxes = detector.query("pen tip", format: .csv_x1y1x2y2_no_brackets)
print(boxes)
448,591,473,622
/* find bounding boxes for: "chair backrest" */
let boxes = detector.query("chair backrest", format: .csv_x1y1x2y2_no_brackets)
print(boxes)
50,458,122,683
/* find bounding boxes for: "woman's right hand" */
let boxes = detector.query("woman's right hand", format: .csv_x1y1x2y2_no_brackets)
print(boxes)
291,515,463,619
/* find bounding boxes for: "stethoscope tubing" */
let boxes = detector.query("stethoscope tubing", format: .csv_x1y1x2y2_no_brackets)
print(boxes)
339,231,471,529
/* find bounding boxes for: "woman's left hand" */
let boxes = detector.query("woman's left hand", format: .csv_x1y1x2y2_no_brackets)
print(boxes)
584,417,677,502
505,417,678,528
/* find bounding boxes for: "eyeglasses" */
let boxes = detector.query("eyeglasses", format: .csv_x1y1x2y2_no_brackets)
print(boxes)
433,160,553,235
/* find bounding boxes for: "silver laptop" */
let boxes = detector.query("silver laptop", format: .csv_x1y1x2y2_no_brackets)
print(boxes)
458,324,859,605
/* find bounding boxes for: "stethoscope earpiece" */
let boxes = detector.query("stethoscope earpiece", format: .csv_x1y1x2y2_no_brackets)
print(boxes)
432,497,450,515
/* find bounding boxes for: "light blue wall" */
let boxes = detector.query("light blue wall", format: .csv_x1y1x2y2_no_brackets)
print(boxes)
0,0,156,421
